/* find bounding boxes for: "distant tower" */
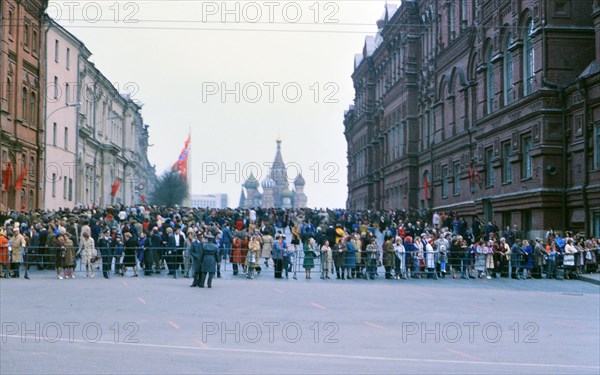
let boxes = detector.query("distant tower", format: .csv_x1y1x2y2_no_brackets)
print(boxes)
293,174,307,208
261,176,276,208
270,137,289,207
242,173,261,208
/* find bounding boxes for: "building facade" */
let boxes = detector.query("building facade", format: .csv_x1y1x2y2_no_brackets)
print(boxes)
43,17,90,210
345,0,600,237
191,194,228,209
0,0,48,211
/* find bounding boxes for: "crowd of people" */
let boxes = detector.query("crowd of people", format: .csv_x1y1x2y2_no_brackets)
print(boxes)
0,206,598,284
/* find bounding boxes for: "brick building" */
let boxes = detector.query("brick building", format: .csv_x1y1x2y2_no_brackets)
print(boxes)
344,0,600,237
0,0,48,210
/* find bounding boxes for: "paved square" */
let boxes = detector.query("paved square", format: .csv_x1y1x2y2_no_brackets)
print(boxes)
1,270,599,374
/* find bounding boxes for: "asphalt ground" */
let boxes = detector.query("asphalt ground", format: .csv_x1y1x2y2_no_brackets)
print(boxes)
1,265,599,375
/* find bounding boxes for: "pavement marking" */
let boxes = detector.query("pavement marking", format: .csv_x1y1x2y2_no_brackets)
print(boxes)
273,288,284,294
121,281,128,287
446,349,483,362
362,321,385,329
195,340,209,348
137,297,147,305
310,302,326,310
557,321,586,329
2,334,598,371
168,321,181,330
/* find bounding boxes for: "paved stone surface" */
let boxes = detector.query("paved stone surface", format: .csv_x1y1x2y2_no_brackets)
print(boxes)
1,269,599,374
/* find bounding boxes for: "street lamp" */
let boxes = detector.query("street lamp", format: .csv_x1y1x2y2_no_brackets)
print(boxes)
45,102,80,119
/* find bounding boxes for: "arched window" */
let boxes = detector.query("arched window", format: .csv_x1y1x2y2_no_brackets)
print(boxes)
486,47,495,114
524,18,535,96
504,33,514,106
29,92,36,124
28,190,34,210
21,87,27,120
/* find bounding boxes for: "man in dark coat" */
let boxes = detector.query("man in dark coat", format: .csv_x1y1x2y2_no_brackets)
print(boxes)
149,227,163,274
189,232,203,287
199,234,219,288
97,228,113,278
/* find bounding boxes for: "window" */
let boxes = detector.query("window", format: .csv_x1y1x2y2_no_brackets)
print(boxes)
522,136,532,179
504,33,514,106
63,177,67,199
53,123,57,146
29,92,36,124
64,127,69,150
448,2,456,39
485,148,494,187
594,122,600,170
65,83,70,104
460,0,468,24
24,24,29,47
502,141,512,183
21,87,27,120
8,9,14,35
66,48,71,70
28,190,34,210
55,40,59,63
486,48,495,114
52,173,57,197
53,76,58,99
68,178,73,201
6,77,12,106
524,18,535,96
32,30,38,52
453,162,461,195
29,156,34,177
442,165,449,198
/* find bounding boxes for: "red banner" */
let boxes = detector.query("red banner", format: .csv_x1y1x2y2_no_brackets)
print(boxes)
424,175,430,201
14,164,28,190
111,180,121,197
3,162,13,191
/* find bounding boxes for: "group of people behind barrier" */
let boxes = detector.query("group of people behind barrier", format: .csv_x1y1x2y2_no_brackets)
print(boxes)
0,206,598,283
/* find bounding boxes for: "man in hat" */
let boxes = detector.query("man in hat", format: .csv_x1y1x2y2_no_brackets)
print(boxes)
199,233,218,288
189,232,203,287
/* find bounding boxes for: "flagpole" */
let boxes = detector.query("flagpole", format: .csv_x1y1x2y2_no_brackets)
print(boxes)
187,125,192,207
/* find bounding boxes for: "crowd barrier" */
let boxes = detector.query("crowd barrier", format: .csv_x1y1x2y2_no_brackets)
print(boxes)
1,245,597,281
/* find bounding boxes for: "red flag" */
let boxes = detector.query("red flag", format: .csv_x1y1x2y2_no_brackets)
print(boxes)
469,167,475,187
111,180,121,197
3,162,13,191
14,164,28,190
423,175,430,201
172,135,190,179
141,194,146,204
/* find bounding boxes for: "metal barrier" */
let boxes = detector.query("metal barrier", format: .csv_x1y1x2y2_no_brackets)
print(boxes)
0,245,596,280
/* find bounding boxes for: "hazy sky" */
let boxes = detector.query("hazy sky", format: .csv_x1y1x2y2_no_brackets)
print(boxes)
48,0,388,208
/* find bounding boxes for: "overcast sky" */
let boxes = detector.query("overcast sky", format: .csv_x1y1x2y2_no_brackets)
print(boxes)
48,0,388,208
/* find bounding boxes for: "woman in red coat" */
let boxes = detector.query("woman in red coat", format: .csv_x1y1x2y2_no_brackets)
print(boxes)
0,229,8,278
230,236,243,276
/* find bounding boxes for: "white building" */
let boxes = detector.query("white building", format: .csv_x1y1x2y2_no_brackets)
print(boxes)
191,194,228,209
43,18,90,210
43,16,154,208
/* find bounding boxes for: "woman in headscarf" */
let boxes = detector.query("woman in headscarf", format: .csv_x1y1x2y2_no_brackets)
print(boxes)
122,232,139,277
